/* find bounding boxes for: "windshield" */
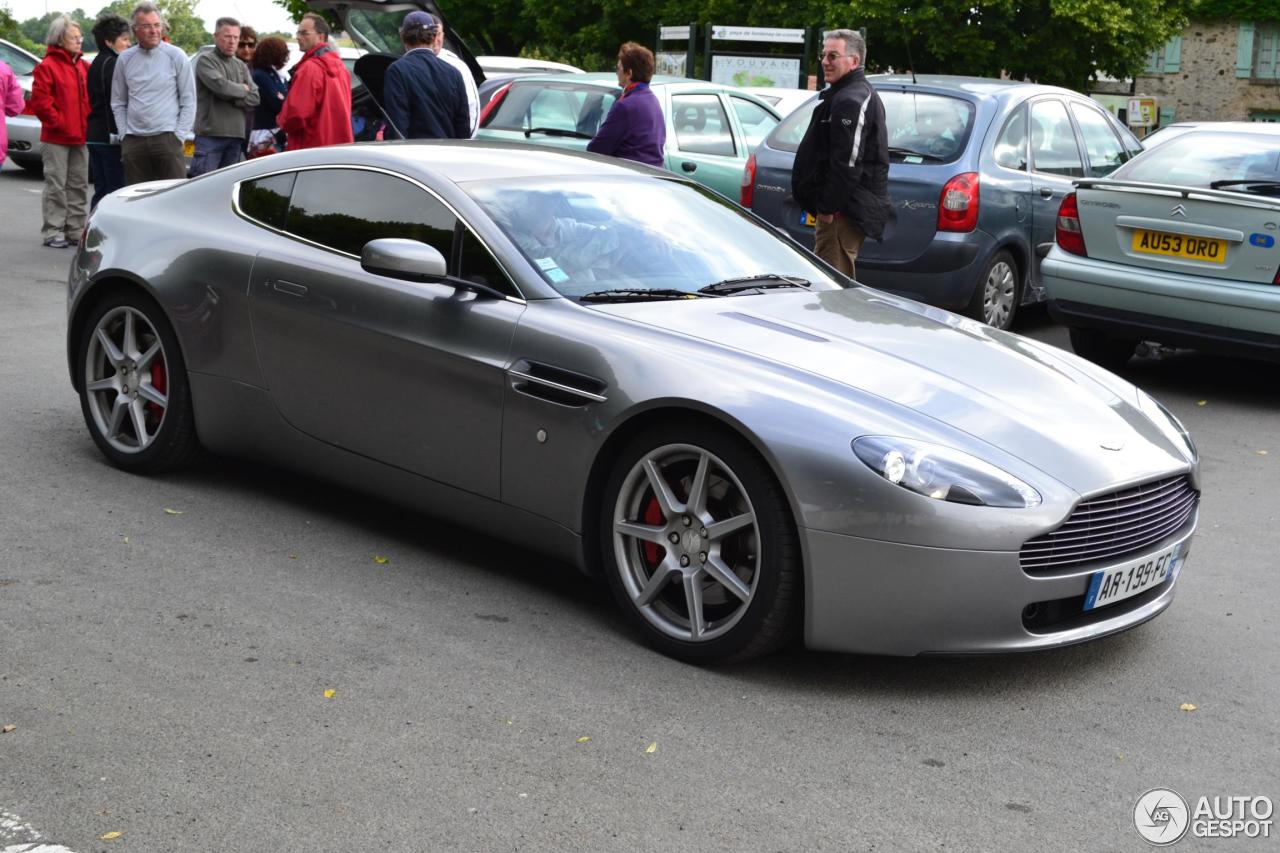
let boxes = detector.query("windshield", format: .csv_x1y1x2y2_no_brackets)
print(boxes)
766,90,974,162
463,176,846,299
484,82,617,135
1113,132,1280,190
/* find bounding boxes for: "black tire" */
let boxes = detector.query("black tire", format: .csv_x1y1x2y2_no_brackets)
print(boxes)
76,290,199,473
966,250,1020,330
599,422,801,664
1068,326,1137,371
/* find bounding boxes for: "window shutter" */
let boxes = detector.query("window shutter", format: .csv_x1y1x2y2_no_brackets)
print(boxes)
1258,25,1280,79
1158,106,1176,126
1143,49,1160,74
1163,36,1182,73
1237,22,1255,78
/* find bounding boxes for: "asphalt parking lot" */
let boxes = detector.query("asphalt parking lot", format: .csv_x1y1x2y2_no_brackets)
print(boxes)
0,157,1276,852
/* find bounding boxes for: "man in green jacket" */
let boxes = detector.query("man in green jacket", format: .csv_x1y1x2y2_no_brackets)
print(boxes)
191,16,258,176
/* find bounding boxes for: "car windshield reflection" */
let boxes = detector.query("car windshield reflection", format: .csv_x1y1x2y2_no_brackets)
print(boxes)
464,176,845,299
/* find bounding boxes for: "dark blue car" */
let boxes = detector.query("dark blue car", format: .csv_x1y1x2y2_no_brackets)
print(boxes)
744,75,1143,329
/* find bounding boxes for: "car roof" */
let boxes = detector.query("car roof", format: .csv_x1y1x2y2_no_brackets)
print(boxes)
871,73,1080,99
1158,121,1280,135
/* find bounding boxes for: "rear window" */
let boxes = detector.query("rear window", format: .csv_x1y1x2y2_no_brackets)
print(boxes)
485,82,617,136
1113,132,1280,194
764,89,974,163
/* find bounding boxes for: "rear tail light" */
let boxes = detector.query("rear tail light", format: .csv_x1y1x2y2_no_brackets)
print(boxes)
1056,192,1087,256
740,153,757,208
937,172,979,232
478,82,513,128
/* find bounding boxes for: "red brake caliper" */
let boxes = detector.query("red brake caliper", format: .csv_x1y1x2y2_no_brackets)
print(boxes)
146,358,167,421
641,496,664,566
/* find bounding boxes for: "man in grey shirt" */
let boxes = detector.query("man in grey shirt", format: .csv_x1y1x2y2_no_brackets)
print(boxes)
110,1,195,184
190,16,258,176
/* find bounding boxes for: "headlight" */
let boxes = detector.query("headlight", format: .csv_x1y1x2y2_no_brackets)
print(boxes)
852,436,1042,508
1154,399,1197,462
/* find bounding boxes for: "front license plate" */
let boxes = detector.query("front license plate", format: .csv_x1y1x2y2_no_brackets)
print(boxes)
1083,543,1181,611
800,212,815,227
1131,229,1226,263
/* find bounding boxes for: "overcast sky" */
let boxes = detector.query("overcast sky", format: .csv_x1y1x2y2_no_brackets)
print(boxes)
4,0,295,34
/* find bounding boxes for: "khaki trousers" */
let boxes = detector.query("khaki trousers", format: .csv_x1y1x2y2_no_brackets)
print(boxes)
122,133,187,185
41,143,89,242
814,215,866,279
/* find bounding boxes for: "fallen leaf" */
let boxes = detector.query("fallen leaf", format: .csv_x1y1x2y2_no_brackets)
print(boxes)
288,553,298,560
1259,450,1269,456
645,742,657,754
374,555,388,565
505,719,513,725
99,831,122,841
576,736,590,744
121,536,129,544
1,723,15,733
323,688,336,699
1179,703,1197,712
162,508,183,515
1197,400,1207,406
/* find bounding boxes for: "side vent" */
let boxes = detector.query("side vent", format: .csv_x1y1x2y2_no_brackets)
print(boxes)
508,360,608,407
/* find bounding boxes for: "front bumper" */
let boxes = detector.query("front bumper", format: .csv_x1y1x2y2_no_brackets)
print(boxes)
802,512,1195,655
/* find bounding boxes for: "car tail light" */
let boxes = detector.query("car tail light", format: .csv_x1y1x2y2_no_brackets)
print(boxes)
1056,192,1088,257
478,83,513,128
740,153,757,208
937,172,979,232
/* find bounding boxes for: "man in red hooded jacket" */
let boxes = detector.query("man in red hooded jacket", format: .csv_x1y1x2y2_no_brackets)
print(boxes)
31,15,90,248
278,13,352,150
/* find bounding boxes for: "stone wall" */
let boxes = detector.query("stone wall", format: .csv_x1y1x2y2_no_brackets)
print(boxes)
1134,18,1280,122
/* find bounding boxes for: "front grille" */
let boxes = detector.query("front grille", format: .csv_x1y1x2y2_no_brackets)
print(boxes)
1020,475,1198,575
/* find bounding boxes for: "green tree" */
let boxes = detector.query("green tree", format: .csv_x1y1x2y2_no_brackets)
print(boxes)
1,5,41,53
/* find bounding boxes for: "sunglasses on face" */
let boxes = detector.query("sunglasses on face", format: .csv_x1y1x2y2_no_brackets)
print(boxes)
239,41,255,47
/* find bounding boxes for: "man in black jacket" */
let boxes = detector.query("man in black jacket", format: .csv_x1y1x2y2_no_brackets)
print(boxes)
791,29,890,278
86,14,130,209
382,11,469,140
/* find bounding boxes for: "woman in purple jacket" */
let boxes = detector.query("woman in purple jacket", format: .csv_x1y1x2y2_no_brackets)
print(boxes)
586,42,665,168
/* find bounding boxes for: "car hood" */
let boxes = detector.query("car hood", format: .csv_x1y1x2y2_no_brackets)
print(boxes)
594,287,1190,491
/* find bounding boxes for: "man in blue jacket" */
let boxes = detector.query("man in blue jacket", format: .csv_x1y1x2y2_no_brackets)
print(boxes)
586,42,665,168
382,11,468,140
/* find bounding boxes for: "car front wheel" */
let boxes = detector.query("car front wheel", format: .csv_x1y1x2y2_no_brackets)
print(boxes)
600,424,800,663
1068,326,1136,371
76,291,199,472
967,250,1019,330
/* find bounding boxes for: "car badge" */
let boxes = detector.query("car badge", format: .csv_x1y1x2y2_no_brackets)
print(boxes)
1170,204,1187,218
1100,440,1125,452
1249,233,1275,249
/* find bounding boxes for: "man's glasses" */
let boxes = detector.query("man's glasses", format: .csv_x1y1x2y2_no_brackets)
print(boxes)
819,52,852,62
296,29,316,36
134,23,163,31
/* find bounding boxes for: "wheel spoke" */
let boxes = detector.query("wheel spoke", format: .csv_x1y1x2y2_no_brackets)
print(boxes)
704,554,752,603
685,451,711,517
636,563,677,607
614,520,667,545
682,571,707,639
642,456,683,518
135,340,162,372
106,395,129,441
95,326,126,368
87,376,119,394
705,511,754,543
136,382,168,409
128,399,151,446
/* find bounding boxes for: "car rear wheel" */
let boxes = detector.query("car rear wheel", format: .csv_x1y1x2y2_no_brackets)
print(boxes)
967,250,1019,330
1068,326,1136,371
600,424,800,663
77,292,199,472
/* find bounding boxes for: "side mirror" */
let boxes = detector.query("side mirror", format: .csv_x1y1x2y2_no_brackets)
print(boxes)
361,238,448,282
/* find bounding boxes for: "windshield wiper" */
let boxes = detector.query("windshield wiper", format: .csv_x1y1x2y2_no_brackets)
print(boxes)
697,274,813,296
888,145,947,162
524,127,593,139
1208,179,1280,192
579,288,715,303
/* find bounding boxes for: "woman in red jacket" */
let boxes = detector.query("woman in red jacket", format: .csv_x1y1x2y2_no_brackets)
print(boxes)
31,15,89,248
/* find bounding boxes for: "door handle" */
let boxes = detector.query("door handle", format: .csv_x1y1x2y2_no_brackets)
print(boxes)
1039,187,1055,199
681,161,697,173
272,279,308,297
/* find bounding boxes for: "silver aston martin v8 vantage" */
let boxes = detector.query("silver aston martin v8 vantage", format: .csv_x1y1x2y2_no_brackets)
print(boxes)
66,142,1200,663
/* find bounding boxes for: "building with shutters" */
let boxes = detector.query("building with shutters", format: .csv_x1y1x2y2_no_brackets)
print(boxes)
1133,18,1279,126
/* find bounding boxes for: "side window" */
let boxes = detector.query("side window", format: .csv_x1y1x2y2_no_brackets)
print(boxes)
1030,100,1084,178
1071,102,1127,176
238,172,296,230
287,169,454,258
0,44,37,76
457,225,519,297
671,94,736,157
730,96,779,150
993,104,1028,171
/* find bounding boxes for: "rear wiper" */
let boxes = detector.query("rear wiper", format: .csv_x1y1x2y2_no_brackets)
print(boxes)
524,127,593,139
888,145,946,162
579,288,715,303
697,274,813,295
1208,179,1280,192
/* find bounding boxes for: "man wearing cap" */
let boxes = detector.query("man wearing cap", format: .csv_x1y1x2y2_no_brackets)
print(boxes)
277,12,352,149
382,11,468,140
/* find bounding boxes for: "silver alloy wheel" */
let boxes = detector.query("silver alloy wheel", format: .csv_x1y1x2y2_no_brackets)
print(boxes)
83,305,170,454
982,259,1017,328
612,443,760,642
